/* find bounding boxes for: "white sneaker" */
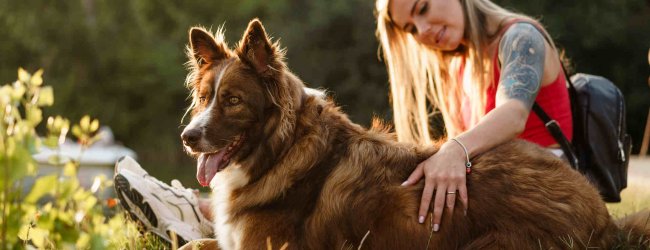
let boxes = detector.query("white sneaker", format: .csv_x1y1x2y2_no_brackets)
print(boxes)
113,156,213,245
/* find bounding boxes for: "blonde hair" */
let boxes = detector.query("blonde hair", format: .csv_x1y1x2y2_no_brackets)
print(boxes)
376,0,555,145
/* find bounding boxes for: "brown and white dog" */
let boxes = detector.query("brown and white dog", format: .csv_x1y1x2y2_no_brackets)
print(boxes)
179,19,648,249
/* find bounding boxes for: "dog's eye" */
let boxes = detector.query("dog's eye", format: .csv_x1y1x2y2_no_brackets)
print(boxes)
228,97,241,105
199,96,206,104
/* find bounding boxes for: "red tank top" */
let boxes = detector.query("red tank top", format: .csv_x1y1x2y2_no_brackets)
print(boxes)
468,21,573,147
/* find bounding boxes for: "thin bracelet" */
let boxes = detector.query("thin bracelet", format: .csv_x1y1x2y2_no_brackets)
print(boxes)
451,138,473,174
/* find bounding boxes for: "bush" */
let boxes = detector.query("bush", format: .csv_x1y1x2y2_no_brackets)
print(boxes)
0,68,164,249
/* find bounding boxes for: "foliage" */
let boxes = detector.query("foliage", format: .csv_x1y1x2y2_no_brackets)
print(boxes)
0,0,648,186
0,68,165,249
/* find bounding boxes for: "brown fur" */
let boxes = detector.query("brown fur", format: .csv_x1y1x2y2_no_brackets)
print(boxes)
179,19,648,249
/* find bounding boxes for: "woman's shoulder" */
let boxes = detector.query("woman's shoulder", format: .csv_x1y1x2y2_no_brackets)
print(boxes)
497,18,545,36
496,22,546,60
499,22,547,47
497,19,562,87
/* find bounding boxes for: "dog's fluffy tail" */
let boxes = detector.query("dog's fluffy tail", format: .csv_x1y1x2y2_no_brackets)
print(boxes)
614,209,650,248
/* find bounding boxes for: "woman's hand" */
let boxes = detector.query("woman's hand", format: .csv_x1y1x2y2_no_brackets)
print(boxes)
402,141,469,231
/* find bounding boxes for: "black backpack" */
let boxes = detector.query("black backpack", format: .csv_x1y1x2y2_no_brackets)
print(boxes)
533,72,632,202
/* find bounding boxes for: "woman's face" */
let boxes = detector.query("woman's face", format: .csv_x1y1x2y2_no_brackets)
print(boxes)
389,0,465,51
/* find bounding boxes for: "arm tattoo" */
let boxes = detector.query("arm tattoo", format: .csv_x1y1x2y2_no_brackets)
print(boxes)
496,23,546,109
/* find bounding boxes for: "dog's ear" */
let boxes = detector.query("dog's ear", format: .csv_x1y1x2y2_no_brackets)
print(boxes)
189,28,228,65
237,19,282,77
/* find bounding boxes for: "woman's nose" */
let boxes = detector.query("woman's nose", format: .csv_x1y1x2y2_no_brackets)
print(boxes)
414,20,431,40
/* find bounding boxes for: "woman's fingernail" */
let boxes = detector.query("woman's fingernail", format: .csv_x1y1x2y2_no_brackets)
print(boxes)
418,216,424,224
433,224,439,232
401,181,409,186
464,210,467,216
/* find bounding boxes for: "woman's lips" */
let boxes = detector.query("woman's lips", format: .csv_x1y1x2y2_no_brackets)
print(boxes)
436,26,446,45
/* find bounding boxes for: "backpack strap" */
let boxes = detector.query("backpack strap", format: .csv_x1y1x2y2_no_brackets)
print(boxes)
498,19,580,169
531,103,579,169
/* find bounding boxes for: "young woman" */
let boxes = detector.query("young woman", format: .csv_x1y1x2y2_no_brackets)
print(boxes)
376,0,572,232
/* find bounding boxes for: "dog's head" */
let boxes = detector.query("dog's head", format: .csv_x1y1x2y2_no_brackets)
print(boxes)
181,19,304,187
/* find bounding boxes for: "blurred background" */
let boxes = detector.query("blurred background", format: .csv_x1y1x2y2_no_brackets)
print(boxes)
2,0,649,190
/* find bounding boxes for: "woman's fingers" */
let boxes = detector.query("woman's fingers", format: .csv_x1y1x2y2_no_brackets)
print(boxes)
445,188,456,212
431,184,447,231
458,183,469,215
417,176,435,223
402,163,424,186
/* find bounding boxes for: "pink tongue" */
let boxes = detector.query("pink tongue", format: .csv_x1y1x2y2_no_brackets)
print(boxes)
197,150,226,187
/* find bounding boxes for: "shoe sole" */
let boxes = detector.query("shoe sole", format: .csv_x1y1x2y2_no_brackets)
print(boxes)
114,174,188,246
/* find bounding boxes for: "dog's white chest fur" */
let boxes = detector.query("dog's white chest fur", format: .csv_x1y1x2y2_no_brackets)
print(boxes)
210,165,249,250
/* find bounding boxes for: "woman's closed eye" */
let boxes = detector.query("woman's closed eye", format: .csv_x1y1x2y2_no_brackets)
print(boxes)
418,1,428,16
406,1,429,34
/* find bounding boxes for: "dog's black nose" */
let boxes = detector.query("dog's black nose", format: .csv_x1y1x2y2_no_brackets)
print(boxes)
181,129,201,146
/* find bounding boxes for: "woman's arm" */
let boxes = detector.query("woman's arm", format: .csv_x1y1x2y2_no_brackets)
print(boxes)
403,23,547,231
460,22,547,156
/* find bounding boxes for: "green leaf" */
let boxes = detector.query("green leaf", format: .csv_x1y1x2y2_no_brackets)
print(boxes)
24,174,57,203
72,125,82,138
36,203,55,230
76,233,91,249
6,206,27,246
9,145,33,180
17,224,30,241
58,177,80,202
0,85,12,105
89,119,99,133
26,105,43,126
63,162,77,177
76,191,97,212
11,80,26,101
18,224,49,248
90,233,107,250
55,209,74,226
25,132,41,154
80,116,90,132
38,86,54,106
31,69,44,86
44,135,60,148
18,67,31,82
6,137,16,157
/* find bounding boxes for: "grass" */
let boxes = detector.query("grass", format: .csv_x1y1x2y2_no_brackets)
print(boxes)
607,176,650,219
605,175,650,249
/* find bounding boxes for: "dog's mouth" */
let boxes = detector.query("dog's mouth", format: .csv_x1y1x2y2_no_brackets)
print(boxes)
196,134,246,187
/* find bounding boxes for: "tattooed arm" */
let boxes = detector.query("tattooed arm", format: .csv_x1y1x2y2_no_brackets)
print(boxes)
496,23,546,110
451,23,548,156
